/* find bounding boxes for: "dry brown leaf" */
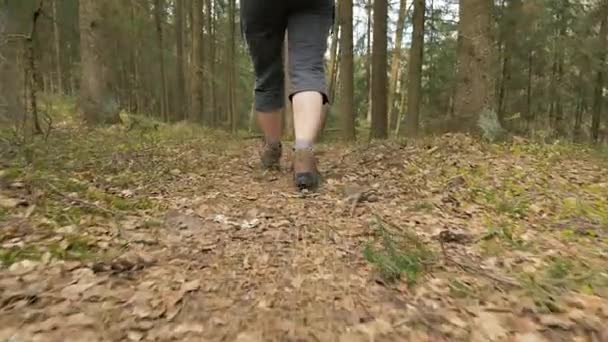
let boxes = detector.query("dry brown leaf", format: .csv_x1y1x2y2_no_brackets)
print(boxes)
471,312,508,342
60,281,98,300
538,315,573,329
181,279,201,293
514,332,549,342
235,331,263,342
127,331,144,341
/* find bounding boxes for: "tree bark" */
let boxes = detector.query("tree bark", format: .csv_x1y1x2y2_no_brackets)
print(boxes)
365,0,373,123
328,0,341,102
154,0,168,121
229,0,237,132
452,0,496,135
78,0,120,125
175,0,186,121
52,0,63,94
592,0,607,143
190,0,204,122
370,0,388,139
387,0,408,131
403,0,424,137
339,0,355,140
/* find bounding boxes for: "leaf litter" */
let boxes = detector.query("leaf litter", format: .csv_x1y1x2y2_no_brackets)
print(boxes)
1,128,608,341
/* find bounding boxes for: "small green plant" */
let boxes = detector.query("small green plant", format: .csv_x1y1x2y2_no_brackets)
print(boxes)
0,246,42,266
49,234,95,261
363,218,435,285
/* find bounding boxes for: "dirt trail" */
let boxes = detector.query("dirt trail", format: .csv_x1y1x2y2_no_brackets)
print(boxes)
1,132,608,341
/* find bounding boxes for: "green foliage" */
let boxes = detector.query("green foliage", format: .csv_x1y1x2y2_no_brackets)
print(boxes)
363,218,435,285
0,246,42,266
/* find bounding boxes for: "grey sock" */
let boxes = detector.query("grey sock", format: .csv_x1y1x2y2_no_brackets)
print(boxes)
294,139,313,150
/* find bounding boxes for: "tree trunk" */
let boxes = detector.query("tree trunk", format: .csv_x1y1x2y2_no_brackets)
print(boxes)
190,0,204,122
154,0,168,121
452,0,496,135
229,0,237,132
403,0,424,137
592,0,607,143
365,0,373,123
78,0,120,125
328,0,341,102
387,0,408,131
340,0,355,140
207,0,216,124
52,0,63,94
370,0,388,139
175,0,186,121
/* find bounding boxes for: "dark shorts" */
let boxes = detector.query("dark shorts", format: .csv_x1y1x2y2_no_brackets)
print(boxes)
240,0,335,112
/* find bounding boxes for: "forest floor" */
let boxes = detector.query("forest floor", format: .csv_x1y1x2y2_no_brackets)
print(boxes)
1,121,608,342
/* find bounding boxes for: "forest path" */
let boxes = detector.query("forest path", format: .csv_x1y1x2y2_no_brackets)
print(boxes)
1,128,608,341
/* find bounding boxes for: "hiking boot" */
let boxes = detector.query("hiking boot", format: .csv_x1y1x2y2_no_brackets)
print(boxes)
293,148,321,191
260,141,282,170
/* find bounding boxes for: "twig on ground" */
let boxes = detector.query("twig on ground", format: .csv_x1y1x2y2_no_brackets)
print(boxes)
47,183,118,216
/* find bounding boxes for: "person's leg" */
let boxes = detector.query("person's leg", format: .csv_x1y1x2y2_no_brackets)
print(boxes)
287,1,335,189
240,0,287,169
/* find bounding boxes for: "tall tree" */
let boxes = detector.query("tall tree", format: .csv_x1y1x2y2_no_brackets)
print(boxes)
78,0,119,125
52,0,62,94
403,0,425,137
175,0,186,121
340,0,355,140
387,0,408,130
228,0,237,132
370,0,388,139
452,0,497,134
154,0,168,121
592,0,608,143
190,0,203,122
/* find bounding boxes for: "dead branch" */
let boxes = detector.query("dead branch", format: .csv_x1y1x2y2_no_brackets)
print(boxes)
47,183,118,216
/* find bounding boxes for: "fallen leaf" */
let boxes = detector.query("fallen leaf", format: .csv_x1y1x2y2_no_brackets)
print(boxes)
236,331,263,342
539,315,573,329
174,323,204,334
514,333,548,342
0,194,21,208
127,331,144,341
182,279,201,293
472,312,508,341
60,281,97,300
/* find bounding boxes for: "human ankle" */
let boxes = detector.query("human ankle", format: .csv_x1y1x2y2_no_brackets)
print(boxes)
293,139,312,151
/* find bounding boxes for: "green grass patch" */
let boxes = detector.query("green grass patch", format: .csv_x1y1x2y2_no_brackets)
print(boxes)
48,234,96,261
363,218,435,285
0,246,43,266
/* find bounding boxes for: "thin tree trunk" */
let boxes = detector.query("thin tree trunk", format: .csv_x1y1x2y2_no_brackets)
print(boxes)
403,0,424,137
370,0,388,139
190,0,204,122
175,0,186,120
366,0,373,123
208,0,217,124
592,0,607,143
328,0,341,102
229,0,237,132
154,0,168,121
387,0,408,131
52,0,63,94
340,0,355,140
525,50,533,128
